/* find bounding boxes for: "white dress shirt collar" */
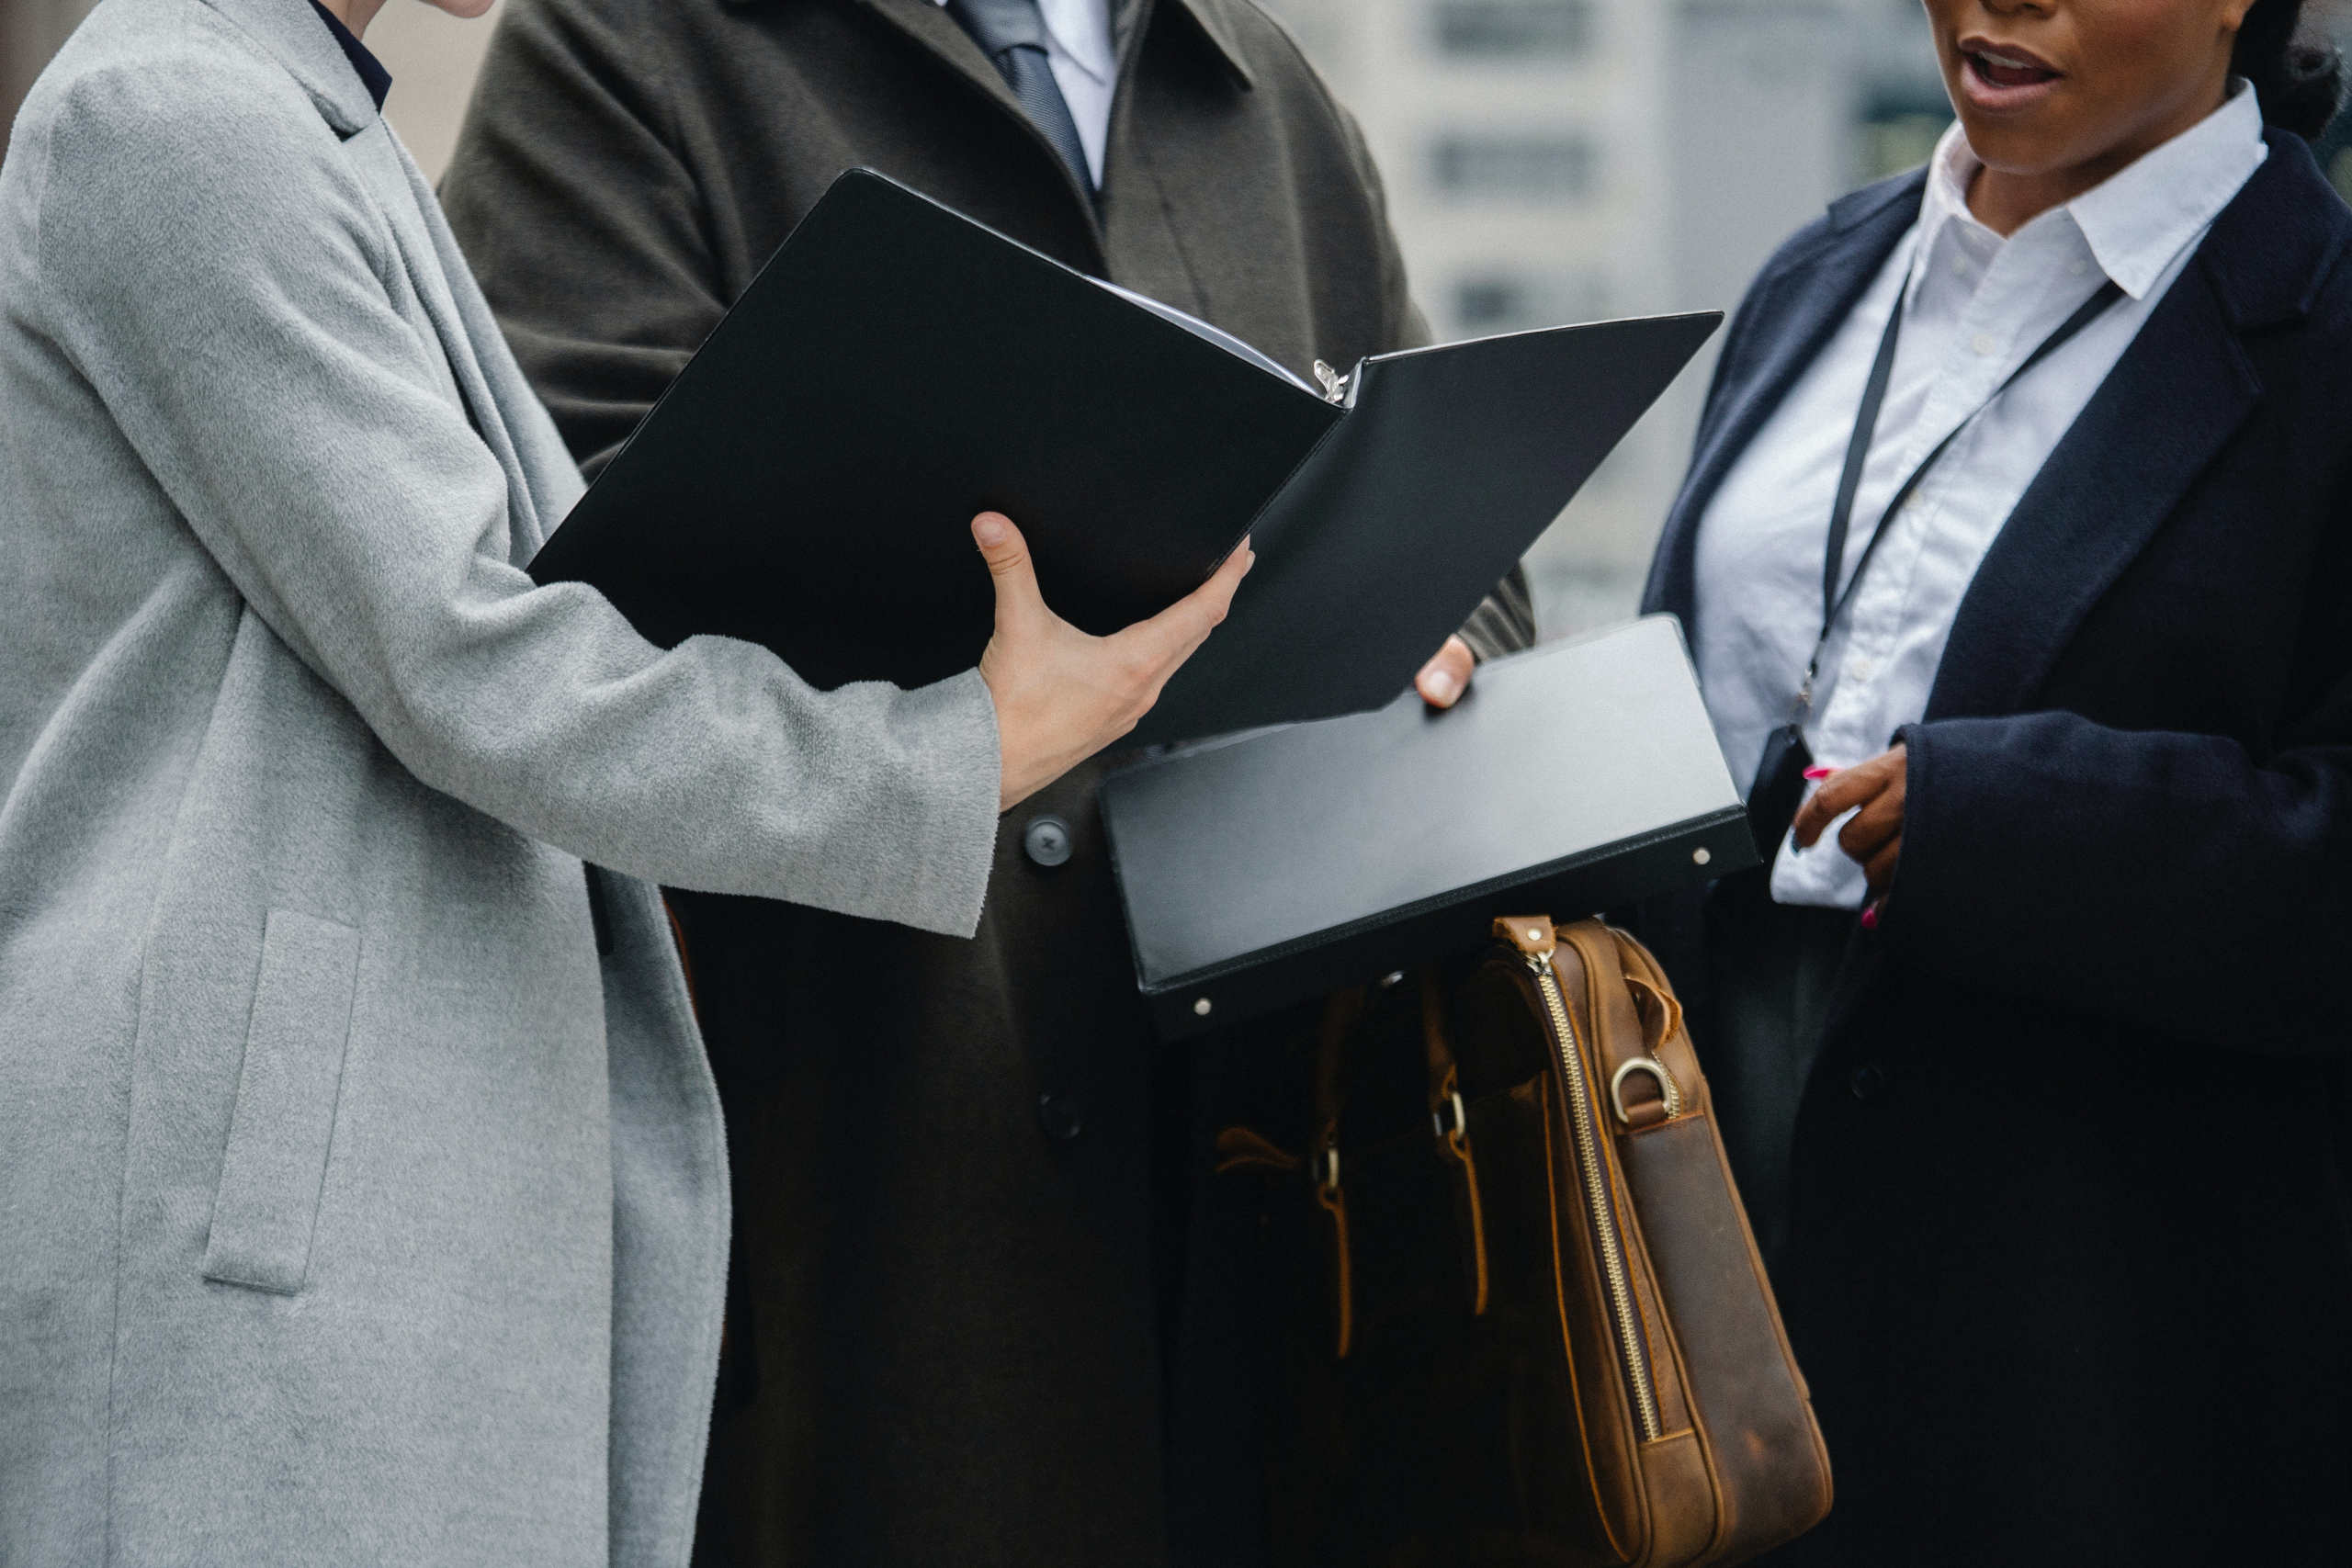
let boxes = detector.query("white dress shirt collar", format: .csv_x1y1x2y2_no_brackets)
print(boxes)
1917,79,2267,302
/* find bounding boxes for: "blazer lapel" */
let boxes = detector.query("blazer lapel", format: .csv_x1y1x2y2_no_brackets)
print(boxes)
1923,264,2258,718
1644,173,1925,627
1924,132,2340,719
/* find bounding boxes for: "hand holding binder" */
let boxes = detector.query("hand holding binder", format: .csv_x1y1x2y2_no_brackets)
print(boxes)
526,170,1721,747
975,512,1255,810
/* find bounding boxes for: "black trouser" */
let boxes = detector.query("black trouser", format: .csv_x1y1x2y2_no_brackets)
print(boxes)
1693,872,1854,1281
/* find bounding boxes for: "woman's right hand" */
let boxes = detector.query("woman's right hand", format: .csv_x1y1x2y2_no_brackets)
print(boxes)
974,512,1253,812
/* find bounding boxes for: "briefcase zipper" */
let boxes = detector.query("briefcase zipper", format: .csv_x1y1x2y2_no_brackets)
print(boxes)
1526,951,1663,1443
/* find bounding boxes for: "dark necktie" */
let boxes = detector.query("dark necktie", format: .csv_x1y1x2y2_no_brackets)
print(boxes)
945,0,1096,193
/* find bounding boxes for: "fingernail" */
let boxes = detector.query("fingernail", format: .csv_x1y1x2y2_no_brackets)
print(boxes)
974,515,1007,547
1803,766,1835,781
1860,906,1879,930
1424,671,1457,703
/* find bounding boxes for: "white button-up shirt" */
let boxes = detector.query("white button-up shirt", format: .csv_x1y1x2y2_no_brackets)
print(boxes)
934,0,1118,186
1690,85,2267,908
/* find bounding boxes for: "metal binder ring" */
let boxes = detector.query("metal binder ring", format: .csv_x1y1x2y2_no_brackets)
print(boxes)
1609,1057,1683,1127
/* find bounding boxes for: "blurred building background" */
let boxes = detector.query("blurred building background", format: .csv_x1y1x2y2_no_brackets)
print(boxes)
7,0,2351,637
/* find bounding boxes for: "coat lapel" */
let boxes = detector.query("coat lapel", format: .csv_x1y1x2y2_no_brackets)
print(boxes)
198,0,375,135
854,0,1021,113
853,0,1115,221
1156,0,1257,86
1643,173,1925,628
1924,132,2339,719
1921,264,2257,718
337,128,552,561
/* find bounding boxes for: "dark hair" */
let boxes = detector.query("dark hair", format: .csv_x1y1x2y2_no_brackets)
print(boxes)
2232,0,2347,140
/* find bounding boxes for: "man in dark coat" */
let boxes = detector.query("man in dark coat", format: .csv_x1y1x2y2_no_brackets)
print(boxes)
440,4,1532,1563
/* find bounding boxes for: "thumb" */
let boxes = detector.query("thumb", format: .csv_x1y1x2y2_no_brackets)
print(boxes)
973,512,1046,630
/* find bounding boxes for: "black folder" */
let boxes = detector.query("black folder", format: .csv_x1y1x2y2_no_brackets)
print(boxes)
528,169,1719,740
1097,616,1760,1040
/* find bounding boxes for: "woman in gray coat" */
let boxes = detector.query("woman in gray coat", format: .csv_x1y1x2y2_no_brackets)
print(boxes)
0,0,1246,1562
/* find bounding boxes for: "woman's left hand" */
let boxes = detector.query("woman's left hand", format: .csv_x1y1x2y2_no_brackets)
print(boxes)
1792,742,1908,905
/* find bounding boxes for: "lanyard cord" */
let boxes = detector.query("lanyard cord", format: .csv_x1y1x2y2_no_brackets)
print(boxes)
1792,272,2127,716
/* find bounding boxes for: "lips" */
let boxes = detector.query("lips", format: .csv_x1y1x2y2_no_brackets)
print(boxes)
1957,35,2062,108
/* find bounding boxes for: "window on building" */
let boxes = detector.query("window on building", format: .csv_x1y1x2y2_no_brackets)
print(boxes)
1430,134,1596,198
1452,271,1606,333
1432,0,1594,57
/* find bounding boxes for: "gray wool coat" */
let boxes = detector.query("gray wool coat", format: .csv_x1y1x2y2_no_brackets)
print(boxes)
0,0,1002,1562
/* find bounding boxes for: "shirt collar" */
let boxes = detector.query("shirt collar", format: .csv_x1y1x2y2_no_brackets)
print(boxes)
933,0,1115,85
307,0,393,110
1918,79,2266,299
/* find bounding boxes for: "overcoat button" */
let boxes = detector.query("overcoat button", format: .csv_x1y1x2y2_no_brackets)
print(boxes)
1023,814,1073,867
1849,1063,1887,1101
1038,1093,1083,1141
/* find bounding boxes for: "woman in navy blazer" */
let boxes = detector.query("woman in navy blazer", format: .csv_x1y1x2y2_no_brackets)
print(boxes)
1642,0,2352,1560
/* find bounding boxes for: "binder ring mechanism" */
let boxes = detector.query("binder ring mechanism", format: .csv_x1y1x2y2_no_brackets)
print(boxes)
1610,1057,1683,1129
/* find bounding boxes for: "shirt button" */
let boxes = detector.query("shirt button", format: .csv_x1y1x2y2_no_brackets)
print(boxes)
2069,258,2089,276
1023,814,1073,867
1970,332,1996,355
1950,254,1969,276
1849,657,1875,681
1849,1063,1887,1101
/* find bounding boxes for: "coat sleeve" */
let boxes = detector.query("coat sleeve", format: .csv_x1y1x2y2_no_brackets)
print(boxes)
31,68,1002,937
438,0,719,475
1890,675,2352,1055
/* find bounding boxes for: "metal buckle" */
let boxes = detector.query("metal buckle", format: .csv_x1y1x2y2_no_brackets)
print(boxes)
1311,1146,1341,1190
1431,1090,1468,1140
1609,1056,1682,1126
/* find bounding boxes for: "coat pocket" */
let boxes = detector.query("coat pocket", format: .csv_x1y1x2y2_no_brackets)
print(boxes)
201,908,361,1294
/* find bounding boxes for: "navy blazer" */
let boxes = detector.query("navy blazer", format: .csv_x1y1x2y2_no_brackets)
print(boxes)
1644,134,2352,1564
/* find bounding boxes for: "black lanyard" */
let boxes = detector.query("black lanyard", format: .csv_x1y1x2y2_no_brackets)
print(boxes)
1791,273,2126,716
1740,270,2126,861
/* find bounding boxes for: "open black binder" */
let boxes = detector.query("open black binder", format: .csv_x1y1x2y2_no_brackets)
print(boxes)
528,168,1719,741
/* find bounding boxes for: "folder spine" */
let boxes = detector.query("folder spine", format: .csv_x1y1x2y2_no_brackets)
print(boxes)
1132,805,1757,1042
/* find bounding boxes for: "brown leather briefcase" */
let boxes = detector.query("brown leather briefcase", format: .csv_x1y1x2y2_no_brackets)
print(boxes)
1216,916,1831,1566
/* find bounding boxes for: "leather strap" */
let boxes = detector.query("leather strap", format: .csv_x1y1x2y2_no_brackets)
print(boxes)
1420,975,1489,1315
1313,989,1361,1358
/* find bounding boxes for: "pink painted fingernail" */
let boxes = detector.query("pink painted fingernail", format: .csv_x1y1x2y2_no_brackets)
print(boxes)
1860,906,1880,931
1803,766,1835,781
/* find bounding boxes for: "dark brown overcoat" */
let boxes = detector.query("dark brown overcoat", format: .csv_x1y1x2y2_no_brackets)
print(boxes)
442,5,1530,1562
